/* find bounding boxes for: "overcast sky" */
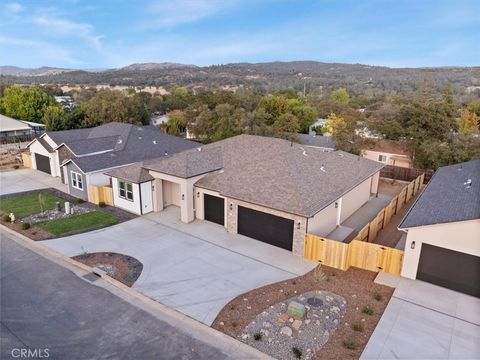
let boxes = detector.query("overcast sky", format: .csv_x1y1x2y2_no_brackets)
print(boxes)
1,0,479,69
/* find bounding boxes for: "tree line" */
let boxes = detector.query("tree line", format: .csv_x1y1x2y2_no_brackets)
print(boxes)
0,82,478,170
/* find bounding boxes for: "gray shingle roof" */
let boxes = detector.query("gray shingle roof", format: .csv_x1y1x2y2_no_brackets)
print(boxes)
298,134,336,149
37,137,54,153
104,162,154,183
193,135,383,217
44,122,198,173
399,159,480,229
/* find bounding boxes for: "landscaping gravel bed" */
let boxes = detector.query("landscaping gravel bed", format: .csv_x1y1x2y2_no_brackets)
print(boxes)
239,291,346,360
22,206,92,224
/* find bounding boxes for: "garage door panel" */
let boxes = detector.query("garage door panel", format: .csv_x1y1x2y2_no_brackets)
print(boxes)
34,153,51,174
204,194,224,226
238,206,293,251
417,244,480,298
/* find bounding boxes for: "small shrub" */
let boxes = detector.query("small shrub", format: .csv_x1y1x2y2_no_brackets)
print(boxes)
374,292,383,301
76,198,85,204
253,333,262,341
292,347,303,359
351,322,364,332
362,305,374,315
21,223,31,230
3,214,11,222
12,165,20,169
343,340,359,350
98,201,106,208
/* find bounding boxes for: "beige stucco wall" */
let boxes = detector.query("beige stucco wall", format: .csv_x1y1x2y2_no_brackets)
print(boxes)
307,201,337,237
194,187,227,227
401,219,480,279
162,180,181,207
362,149,411,168
29,140,60,177
370,172,380,194
340,177,371,223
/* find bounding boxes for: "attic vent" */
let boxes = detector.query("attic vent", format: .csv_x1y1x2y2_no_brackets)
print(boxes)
164,150,168,156
464,179,472,188
302,150,307,156
197,147,202,151
138,136,142,140
320,164,326,172
117,139,122,144
338,153,344,157
153,140,157,144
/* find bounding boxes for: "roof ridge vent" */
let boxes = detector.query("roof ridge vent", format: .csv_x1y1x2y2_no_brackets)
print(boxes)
464,179,472,188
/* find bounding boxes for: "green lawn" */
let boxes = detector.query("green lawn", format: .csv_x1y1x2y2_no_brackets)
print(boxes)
0,193,65,218
37,211,119,236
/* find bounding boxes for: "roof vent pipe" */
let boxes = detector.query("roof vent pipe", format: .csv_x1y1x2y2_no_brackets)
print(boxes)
464,179,472,188
164,150,168,156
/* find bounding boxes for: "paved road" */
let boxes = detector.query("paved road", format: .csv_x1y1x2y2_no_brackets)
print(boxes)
0,232,245,360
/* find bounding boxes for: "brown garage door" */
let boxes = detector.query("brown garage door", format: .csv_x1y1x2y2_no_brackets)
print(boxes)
34,153,51,174
417,243,480,297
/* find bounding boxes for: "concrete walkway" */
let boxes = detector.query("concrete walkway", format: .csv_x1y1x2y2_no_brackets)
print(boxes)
0,168,67,195
361,273,480,359
43,207,316,325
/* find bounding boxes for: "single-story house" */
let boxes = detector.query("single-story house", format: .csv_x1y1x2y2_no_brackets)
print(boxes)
27,122,198,201
399,159,480,297
106,135,384,256
0,114,46,141
361,139,412,168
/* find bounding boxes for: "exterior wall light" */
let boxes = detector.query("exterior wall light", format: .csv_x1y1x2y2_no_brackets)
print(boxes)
182,194,185,200
197,192,200,198
229,203,233,211
411,241,415,249
335,202,338,208
297,221,301,230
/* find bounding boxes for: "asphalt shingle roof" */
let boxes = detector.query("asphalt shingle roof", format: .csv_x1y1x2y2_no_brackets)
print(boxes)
104,162,154,183
399,159,480,228
139,135,383,217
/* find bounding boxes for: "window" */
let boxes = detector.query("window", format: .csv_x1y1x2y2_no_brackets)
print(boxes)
378,154,387,162
119,181,134,201
70,171,83,190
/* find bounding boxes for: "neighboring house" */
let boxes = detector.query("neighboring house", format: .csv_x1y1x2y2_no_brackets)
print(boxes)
151,114,169,127
399,159,480,297
27,122,198,201
298,134,336,150
106,135,383,256
361,139,412,168
0,114,46,141
309,118,328,135
54,96,75,110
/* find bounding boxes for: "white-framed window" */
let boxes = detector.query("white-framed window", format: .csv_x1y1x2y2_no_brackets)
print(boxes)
378,154,387,162
70,171,83,190
119,181,134,201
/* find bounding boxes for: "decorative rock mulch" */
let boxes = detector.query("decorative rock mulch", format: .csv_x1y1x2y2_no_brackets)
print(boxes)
22,206,92,224
72,252,143,287
239,290,347,360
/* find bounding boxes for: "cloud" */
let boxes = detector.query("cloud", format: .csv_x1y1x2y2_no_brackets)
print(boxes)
33,14,104,50
0,35,82,65
143,0,243,28
5,2,24,14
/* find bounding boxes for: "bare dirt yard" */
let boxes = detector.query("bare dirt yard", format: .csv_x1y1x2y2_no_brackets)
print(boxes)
212,266,394,360
378,178,408,197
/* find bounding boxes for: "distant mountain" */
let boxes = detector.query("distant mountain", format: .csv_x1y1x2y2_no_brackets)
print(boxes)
0,66,75,76
118,62,197,71
1,61,479,98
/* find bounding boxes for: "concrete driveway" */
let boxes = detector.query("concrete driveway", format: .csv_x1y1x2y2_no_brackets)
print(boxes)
361,274,480,359
43,207,316,325
0,168,67,195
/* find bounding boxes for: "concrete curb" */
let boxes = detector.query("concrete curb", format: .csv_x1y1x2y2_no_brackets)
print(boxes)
0,225,272,359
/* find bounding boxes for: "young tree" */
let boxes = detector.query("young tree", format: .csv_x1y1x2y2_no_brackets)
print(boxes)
459,110,479,134
272,113,300,134
0,86,55,122
325,113,361,153
165,110,187,136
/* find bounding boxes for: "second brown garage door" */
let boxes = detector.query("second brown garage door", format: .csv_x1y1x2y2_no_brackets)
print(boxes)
237,206,294,251
34,153,51,174
417,243,480,298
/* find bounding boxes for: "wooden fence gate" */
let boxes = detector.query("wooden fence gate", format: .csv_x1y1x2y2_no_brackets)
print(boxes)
304,234,404,276
87,185,114,206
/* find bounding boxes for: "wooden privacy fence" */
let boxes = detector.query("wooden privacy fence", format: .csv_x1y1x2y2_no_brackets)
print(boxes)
21,152,32,168
381,165,433,183
304,234,404,276
87,184,114,206
351,173,424,243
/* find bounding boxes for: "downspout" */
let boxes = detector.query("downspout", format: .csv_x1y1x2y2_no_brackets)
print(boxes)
139,183,143,215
